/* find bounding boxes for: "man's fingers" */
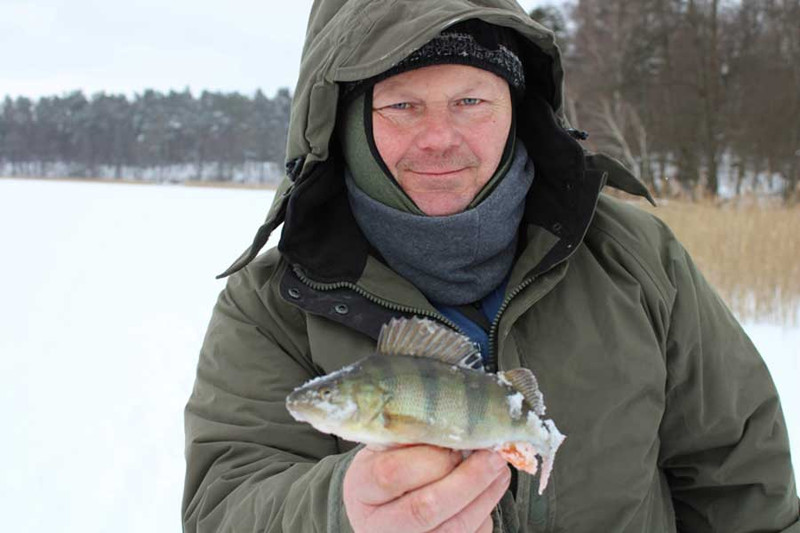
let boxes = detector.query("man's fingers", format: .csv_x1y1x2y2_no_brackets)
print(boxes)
349,445,462,505
477,515,494,533
430,465,509,533
374,450,508,531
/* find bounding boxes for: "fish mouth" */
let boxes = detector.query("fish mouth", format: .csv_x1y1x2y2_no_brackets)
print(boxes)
285,397,309,422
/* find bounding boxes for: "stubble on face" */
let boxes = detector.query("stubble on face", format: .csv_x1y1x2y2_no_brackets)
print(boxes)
372,64,512,216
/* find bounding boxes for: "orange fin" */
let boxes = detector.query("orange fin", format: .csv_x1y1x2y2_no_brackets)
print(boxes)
497,441,539,477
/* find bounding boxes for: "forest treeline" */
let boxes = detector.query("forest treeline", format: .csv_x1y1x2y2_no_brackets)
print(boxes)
1,0,798,200
0,89,291,184
537,0,799,201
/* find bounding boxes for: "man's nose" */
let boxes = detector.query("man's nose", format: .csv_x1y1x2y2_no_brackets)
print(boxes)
414,107,461,152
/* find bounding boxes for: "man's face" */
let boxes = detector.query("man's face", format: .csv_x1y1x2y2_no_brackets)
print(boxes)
372,64,513,216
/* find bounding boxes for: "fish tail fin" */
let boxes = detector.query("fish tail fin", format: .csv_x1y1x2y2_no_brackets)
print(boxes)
496,441,539,476
499,419,567,495
536,420,567,495
538,451,554,495
496,439,561,495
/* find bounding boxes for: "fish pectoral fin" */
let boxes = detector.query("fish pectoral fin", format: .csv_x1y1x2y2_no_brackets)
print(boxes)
362,394,393,427
380,411,425,430
364,407,392,429
497,441,539,477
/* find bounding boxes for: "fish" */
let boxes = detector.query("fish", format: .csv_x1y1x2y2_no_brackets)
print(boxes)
285,316,566,494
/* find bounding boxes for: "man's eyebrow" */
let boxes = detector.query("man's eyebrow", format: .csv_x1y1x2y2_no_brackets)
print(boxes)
451,81,505,98
452,83,485,95
373,87,418,102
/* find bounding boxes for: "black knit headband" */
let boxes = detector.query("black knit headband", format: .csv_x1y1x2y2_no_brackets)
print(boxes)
342,19,526,99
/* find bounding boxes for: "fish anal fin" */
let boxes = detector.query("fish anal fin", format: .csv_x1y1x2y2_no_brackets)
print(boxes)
377,317,479,367
497,441,539,477
498,368,546,416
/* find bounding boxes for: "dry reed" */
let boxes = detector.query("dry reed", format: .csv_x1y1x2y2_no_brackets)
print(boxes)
636,198,800,326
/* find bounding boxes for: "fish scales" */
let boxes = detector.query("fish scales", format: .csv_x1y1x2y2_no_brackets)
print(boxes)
360,355,524,447
466,374,488,438
407,358,462,433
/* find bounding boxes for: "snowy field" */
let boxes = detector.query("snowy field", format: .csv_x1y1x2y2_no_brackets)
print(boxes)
1,178,797,532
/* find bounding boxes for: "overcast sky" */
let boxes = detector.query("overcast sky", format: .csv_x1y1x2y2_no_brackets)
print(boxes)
1,0,563,100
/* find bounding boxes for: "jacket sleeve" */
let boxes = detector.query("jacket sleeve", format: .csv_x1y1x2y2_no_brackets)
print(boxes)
182,265,356,532
657,238,800,532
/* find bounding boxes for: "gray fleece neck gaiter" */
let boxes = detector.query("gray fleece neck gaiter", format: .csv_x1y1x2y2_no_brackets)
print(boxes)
345,140,534,305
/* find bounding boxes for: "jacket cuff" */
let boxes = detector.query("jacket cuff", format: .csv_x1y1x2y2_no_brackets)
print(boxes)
327,445,362,533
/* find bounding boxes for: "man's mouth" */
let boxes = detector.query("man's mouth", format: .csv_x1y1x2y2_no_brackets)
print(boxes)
407,168,466,176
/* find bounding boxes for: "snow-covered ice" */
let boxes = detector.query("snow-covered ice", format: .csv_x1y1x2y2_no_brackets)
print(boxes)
0,179,278,532
0,178,797,532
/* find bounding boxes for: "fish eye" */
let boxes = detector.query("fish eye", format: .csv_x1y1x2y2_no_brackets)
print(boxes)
320,387,332,399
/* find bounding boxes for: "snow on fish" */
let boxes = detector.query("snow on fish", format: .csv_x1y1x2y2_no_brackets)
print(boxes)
285,316,566,494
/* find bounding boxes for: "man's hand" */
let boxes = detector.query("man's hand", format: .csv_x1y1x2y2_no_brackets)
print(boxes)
343,445,511,532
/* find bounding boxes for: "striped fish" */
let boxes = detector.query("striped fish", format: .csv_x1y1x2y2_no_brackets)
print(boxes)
285,316,565,494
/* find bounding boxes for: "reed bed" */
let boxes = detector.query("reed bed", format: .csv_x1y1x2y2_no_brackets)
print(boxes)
637,198,800,326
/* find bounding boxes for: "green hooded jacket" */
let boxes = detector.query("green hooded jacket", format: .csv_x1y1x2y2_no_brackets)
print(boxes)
183,0,800,531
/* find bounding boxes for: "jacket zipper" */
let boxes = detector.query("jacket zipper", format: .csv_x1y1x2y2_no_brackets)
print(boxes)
292,265,467,336
294,265,541,373
485,275,538,373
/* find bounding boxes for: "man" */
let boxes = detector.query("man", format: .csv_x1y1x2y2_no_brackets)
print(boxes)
182,1,799,531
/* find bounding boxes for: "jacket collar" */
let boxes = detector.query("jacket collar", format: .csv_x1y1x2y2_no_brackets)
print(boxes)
218,94,647,285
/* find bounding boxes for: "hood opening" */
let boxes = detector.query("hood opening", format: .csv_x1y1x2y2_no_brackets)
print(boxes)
278,138,370,283
217,2,643,279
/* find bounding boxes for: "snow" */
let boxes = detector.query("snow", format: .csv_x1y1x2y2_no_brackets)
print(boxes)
507,391,525,419
743,322,800,469
294,362,356,391
0,178,280,533
0,178,797,532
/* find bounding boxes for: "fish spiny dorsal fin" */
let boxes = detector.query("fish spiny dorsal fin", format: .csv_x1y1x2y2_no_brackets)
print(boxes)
377,317,479,366
499,368,546,416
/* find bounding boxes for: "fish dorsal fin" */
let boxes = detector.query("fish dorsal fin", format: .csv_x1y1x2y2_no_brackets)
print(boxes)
377,317,480,367
499,368,546,416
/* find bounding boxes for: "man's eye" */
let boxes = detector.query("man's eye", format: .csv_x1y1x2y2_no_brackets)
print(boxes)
459,98,482,106
388,102,411,110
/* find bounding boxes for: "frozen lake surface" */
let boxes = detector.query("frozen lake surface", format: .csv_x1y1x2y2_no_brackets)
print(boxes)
1,178,797,532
